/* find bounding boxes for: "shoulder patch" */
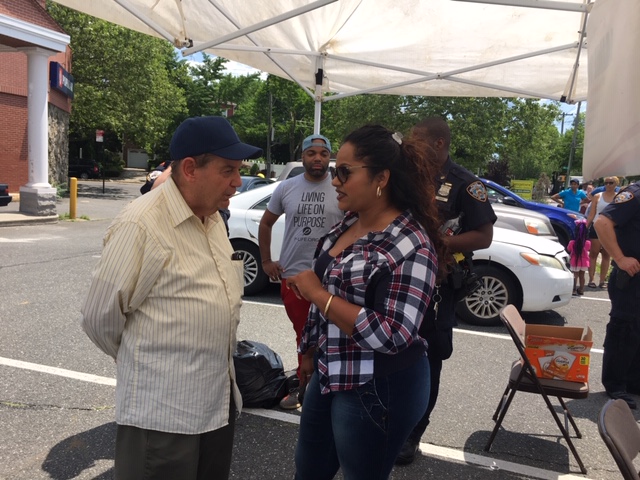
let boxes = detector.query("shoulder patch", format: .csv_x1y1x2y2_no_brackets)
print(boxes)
467,181,488,202
614,191,634,203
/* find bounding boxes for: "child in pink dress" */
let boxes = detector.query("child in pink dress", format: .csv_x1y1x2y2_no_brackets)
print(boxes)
567,219,591,296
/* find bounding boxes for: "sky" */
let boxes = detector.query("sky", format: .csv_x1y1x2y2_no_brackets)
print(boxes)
182,51,265,78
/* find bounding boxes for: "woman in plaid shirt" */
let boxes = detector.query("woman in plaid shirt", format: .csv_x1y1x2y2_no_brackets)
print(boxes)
286,125,445,479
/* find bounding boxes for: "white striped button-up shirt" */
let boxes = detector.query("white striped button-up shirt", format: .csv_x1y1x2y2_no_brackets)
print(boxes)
81,177,244,434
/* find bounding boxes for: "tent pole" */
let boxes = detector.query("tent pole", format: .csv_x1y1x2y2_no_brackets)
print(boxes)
565,101,582,187
313,57,324,134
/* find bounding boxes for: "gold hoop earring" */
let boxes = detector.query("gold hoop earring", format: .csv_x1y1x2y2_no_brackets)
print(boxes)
376,186,382,198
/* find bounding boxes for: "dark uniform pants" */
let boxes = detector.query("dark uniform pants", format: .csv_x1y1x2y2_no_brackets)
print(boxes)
410,284,456,440
602,268,640,394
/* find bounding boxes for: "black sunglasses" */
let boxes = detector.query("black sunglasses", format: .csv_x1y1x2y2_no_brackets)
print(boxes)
329,165,374,183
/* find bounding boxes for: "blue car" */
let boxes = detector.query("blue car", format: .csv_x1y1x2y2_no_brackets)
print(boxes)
481,179,585,247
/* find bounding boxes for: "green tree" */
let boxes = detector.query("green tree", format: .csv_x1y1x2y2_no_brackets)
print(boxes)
48,2,187,158
236,75,314,163
496,99,561,179
550,111,585,179
321,94,408,145
401,96,510,174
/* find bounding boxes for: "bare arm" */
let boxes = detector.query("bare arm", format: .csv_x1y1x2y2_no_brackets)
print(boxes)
586,193,599,226
594,215,640,275
445,222,493,253
258,209,284,279
550,193,563,207
286,270,363,337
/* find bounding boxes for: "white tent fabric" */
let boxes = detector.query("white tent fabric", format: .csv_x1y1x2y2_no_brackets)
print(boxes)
51,0,638,178
583,0,640,180
51,0,590,100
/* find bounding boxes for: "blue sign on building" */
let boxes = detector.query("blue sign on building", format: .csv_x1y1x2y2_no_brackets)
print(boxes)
49,62,74,99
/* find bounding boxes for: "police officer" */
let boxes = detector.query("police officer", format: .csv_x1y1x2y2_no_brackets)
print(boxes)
396,116,497,465
140,160,172,195
594,181,640,410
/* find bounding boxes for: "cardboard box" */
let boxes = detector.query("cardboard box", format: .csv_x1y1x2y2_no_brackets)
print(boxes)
524,324,593,383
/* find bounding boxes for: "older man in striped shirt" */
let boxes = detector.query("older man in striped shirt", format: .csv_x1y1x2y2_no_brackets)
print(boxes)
81,116,262,480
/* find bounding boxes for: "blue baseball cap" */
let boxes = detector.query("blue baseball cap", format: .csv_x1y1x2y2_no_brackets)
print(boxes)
170,116,262,161
302,134,331,153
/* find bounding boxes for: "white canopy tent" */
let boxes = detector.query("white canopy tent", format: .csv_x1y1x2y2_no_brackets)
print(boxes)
51,0,639,179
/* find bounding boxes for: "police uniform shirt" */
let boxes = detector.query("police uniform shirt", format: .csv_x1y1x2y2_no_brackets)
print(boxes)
435,157,497,238
420,157,497,334
600,181,640,261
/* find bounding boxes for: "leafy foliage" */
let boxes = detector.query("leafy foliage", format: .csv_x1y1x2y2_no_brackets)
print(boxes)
48,2,187,156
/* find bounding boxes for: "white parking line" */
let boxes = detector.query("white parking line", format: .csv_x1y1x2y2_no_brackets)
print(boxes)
0,356,116,386
1,353,594,479
244,408,590,480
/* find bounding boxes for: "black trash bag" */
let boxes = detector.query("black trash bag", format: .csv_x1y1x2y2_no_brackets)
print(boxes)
233,340,288,408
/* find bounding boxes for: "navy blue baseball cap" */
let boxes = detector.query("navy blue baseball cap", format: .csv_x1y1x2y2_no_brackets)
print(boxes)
302,134,331,153
170,116,263,161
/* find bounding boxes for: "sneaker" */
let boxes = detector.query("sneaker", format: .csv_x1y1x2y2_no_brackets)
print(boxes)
395,437,420,465
607,391,637,410
279,387,302,409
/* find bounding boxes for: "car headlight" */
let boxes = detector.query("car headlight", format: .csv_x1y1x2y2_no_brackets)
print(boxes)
520,252,565,270
523,218,553,236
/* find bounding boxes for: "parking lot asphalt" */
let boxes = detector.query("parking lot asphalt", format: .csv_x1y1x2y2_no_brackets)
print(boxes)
0,177,634,479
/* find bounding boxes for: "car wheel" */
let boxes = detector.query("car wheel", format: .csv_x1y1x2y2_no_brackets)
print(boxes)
232,240,269,296
80,172,89,180
552,223,570,248
456,265,522,326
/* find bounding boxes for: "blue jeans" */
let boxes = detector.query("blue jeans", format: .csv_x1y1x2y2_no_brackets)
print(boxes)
294,354,430,480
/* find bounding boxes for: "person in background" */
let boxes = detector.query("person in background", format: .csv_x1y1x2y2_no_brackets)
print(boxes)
140,160,172,194
590,180,621,197
81,116,262,480
586,176,619,288
594,180,640,410
580,184,594,214
567,219,591,296
396,116,496,465
258,134,343,410
551,178,588,212
287,124,445,479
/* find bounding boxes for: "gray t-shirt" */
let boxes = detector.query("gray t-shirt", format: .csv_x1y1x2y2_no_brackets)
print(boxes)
267,174,343,278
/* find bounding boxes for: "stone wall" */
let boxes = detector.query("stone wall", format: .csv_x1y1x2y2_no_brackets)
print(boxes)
48,104,70,187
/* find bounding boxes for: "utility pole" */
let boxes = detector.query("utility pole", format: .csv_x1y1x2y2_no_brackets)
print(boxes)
266,91,273,178
565,101,582,188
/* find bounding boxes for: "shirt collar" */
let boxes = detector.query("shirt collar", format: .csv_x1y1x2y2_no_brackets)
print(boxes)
163,176,219,228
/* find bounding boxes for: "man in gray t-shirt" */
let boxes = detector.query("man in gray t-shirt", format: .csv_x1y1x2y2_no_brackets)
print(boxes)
259,134,343,409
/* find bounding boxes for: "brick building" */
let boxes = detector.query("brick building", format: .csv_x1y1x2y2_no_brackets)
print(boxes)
0,0,71,215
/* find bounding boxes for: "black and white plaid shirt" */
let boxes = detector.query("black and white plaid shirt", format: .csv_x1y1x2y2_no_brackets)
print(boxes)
299,210,438,393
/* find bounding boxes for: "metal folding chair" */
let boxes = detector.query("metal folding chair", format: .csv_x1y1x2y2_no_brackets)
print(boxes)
598,398,640,480
484,304,589,474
